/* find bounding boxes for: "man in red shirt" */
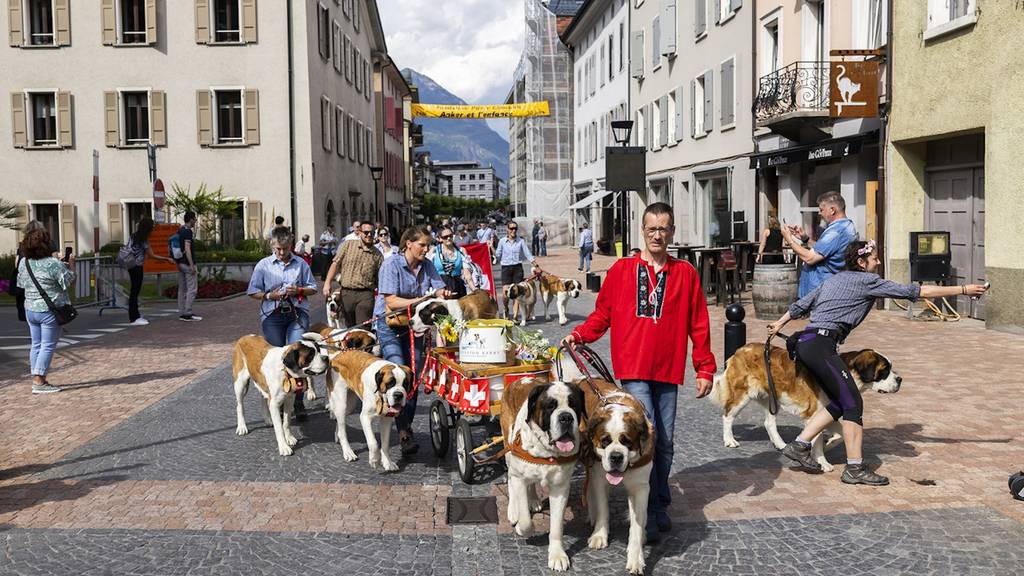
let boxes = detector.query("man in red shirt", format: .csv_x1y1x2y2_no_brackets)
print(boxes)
563,202,716,543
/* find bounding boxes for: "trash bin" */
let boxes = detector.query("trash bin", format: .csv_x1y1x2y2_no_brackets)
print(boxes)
615,242,623,258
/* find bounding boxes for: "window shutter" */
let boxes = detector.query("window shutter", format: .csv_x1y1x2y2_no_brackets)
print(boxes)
674,88,684,142
662,0,676,55
704,70,714,133
646,104,653,149
151,90,166,145
242,0,257,43
659,95,668,147
196,90,212,145
103,91,119,146
14,203,29,234
244,89,260,145
721,59,734,125
332,23,340,71
57,90,73,147
101,0,116,44
730,0,742,12
690,79,696,137
321,97,331,151
714,0,721,24
55,0,70,46
107,203,124,243
145,0,157,44
61,203,77,253
8,0,23,46
630,30,644,78
335,106,343,156
696,0,706,36
195,0,210,44
651,17,660,68
246,200,262,238
11,92,26,148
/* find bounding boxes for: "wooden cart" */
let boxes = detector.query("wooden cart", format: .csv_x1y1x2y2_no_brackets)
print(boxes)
422,346,551,483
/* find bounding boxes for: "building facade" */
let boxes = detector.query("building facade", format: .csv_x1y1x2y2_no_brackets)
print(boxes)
562,0,629,253
375,57,412,232
435,161,500,201
2,0,400,254
630,0,756,249
887,0,1021,330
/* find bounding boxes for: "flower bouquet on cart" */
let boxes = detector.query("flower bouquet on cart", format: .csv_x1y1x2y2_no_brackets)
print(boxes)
506,325,558,366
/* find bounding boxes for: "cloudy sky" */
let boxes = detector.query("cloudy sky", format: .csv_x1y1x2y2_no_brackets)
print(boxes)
377,0,525,138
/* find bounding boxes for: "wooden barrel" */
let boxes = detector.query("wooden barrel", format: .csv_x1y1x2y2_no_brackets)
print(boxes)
752,263,799,320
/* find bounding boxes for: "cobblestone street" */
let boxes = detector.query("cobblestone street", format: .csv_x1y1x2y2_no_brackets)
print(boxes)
2,249,1022,575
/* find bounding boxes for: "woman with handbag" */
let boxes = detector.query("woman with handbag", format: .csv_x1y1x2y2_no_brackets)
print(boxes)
123,217,175,326
17,228,76,394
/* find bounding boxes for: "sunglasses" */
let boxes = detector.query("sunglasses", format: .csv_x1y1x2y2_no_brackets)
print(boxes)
440,234,453,240
359,230,374,235
508,227,518,231
378,232,389,237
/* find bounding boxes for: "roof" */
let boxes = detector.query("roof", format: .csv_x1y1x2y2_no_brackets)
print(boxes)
545,0,585,17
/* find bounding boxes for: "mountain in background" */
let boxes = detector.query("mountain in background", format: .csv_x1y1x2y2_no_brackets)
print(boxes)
404,69,510,182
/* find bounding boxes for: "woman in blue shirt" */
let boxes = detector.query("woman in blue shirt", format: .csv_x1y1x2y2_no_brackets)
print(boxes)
427,226,476,298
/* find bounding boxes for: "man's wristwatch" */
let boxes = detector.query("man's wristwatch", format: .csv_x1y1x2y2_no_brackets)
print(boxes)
800,234,810,244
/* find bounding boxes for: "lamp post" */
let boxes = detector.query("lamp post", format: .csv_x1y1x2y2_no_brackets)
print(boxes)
369,165,383,226
610,120,634,255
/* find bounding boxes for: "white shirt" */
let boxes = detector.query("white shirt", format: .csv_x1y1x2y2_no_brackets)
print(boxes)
343,232,358,242
294,239,307,255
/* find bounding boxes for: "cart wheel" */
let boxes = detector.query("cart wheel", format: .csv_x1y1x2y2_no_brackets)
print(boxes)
455,418,476,484
429,399,450,458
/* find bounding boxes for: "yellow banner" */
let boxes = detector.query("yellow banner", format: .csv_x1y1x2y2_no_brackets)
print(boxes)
411,101,550,119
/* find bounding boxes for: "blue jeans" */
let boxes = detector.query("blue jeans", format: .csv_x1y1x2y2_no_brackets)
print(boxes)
26,310,60,377
376,319,425,434
261,309,310,347
579,245,593,272
622,380,678,520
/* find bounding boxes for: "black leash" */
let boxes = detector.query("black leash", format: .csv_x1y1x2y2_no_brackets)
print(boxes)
763,332,791,416
557,342,615,401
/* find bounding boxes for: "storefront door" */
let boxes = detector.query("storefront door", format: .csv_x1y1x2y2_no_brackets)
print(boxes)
928,168,986,319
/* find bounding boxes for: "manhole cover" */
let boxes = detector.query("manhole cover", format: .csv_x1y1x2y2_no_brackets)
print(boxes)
446,496,498,525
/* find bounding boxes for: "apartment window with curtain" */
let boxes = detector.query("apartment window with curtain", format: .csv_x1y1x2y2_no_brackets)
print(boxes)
28,0,55,45
119,0,147,44
31,92,57,146
925,0,976,39
317,2,330,60
214,0,241,43
619,21,625,72
123,91,150,145
608,34,614,80
215,90,243,143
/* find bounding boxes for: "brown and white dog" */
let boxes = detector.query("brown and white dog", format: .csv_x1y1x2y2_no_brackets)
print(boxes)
232,333,330,456
537,275,582,326
711,344,902,471
503,281,537,326
308,323,379,404
325,350,414,471
578,377,655,575
408,289,499,334
326,289,345,329
500,377,585,572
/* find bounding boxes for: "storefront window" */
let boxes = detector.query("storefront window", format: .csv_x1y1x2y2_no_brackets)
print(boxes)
800,162,840,241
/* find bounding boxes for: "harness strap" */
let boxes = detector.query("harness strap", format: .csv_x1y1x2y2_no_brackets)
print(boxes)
500,433,578,466
763,332,792,416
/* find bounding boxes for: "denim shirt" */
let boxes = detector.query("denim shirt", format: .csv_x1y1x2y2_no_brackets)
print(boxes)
495,237,534,267
373,254,445,318
247,255,317,318
799,218,858,298
18,257,75,313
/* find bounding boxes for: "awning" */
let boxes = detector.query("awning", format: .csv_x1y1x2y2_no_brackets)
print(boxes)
568,188,615,210
749,131,877,170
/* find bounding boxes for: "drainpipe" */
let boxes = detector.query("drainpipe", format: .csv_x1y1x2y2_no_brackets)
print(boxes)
286,0,298,233
878,0,893,281
751,4,760,231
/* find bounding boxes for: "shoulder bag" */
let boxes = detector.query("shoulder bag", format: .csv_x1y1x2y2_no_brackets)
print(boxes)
24,259,78,325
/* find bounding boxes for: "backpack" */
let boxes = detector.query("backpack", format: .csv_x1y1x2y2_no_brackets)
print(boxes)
1010,471,1024,502
116,238,136,269
168,230,184,260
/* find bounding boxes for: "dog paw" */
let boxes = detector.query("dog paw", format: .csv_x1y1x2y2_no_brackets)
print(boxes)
772,440,787,451
381,459,399,472
513,521,534,537
724,439,739,448
588,532,608,549
559,320,567,326
278,444,294,457
818,459,835,473
342,448,358,462
625,552,646,575
305,389,317,402
547,548,570,572
235,424,249,436
369,453,381,469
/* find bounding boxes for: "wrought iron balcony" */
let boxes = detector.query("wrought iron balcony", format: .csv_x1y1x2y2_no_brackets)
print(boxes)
753,61,830,126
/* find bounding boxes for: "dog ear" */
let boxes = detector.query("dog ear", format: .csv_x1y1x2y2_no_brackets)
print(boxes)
636,417,653,457
402,366,415,392
527,383,548,422
847,350,875,382
282,345,303,374
568,382,586,422
375,368,387,392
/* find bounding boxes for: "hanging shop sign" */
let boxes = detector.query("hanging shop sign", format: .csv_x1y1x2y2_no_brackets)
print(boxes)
830,60,880,118
411,101,550,119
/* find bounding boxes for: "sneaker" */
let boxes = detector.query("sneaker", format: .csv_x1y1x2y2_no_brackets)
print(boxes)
130,318,150,326
31,383,61,394
399,430,420,455
782,440,823,473
841,464,890,486
179,314,203,322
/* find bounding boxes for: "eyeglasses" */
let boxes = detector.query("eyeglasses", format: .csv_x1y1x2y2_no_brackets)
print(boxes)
440,234,453,240
643,227,673,237
359,230,374,236
378,232,389,237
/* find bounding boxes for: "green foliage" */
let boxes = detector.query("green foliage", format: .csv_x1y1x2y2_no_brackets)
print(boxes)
234,238,267,253
0,199,22,231
0,254,15,278
199,265,228,284
99,242,123,255
418,194,509,222
194,249,265,263
165,182,236,244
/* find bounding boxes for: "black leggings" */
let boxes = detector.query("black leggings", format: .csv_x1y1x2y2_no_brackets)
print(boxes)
794,331,864,426
128,265,144,322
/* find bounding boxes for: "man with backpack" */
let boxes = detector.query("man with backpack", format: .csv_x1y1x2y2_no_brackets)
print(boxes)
173,211,201,322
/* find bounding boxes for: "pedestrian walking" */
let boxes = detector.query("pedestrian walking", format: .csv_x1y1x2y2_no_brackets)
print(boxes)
264,216,285,240
375,226,399,259
495,221,542,289
17,228,76,394
125,217,175,326
175,211,201,322
563,202,717,543
475,221,493,245
428,226,476,298
374,226,453,454
341,220,359,243
9,220,55,323
756,215,786,265
537,220,548,257
247,227,319,420
322,222,383,327
320,224,340,254
531,218,541,256
578,222,594,273
784,191,858,297
454,225,473,247
769,240,989,485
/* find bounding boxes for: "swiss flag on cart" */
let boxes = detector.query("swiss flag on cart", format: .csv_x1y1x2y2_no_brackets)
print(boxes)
463,242,495,299
421,356,437,394
458,377,490,415
446,371,463,405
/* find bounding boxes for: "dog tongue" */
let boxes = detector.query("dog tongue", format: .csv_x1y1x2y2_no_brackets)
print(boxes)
384,408,400,417
605,471,625,486
554,439,575,453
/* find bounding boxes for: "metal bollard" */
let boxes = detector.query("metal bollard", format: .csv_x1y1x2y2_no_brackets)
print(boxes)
586,272,601,292
724,303,746,361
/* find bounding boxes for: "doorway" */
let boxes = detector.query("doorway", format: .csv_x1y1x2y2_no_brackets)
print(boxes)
927,168,985,319
124,201,153,239
32,203,60,247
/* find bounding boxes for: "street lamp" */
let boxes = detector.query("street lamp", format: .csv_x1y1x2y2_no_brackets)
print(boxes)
369,165,383,225
609,120,636,254
611,120,634,146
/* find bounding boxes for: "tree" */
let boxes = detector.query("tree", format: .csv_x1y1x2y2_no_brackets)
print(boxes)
0,198,23,231
164,182,236,245
417,194,509,223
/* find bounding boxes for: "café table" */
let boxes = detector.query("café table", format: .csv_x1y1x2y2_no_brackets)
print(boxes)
668,244,703,267
693,247,732,300
730,241,759,292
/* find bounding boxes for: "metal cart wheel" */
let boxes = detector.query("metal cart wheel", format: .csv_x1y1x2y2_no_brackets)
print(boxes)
455,417,476,484
429,399,451,458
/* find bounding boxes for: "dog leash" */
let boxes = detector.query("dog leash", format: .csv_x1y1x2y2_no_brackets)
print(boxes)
763,332,791,416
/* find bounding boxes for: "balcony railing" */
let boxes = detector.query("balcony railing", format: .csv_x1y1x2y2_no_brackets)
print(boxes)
753,61,830,124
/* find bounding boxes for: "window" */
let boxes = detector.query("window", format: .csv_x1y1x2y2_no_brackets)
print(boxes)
220,201,244,247
355,49,363,93
119,0,147,44
630,29,644,78
635,107,645,147
32,204,60,245
717,0,742,24
214,90,243,144
332,21,341,72
321,96,332,151
667,92,676,144
460,174,466,180
926,0,974,40
343,0,351,19
853,0,887,48
695,0,707,37
317,2,330,60
344,35,352,82
346,113,354,160
762,16,780,74
122,91,150,145
30,92,57,146
213,0,241,42
469,173,476,180
357,122,365,164
335,106,345,157
693,74,707,137
608,34,615,80
619,21,625,71
27,0,54,45
652,99,661,150
600,43,606,87
353,0,360,32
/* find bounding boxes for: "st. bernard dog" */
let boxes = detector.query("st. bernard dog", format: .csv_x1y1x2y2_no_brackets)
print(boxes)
711,343,902,472
500,377,585,572
325,350,414,471
232,333,330,456
578,377,655,575
326,289,345,329
503,281,537,326
408,289,499,334
537,275,582,326
308,323,379,405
